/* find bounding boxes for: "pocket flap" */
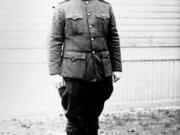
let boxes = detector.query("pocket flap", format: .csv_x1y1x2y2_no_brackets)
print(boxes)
101,51,110,58
66,14,83,20
96,14,110,19
64,52,86,61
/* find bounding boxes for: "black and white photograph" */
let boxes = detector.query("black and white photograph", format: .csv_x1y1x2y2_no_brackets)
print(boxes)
0,0,180,135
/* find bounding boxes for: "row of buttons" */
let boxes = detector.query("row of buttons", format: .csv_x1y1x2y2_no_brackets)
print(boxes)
91,37,95,54
85,1,95,55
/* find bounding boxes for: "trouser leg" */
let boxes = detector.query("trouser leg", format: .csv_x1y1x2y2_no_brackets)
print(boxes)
58,84,87,135
66,118,99,135
83,119,99,135
58,77,113,135
66,118,83,135
64,92,100,135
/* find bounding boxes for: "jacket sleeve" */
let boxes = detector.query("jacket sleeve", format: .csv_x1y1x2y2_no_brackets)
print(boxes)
47,4,65,75
107,4,122,72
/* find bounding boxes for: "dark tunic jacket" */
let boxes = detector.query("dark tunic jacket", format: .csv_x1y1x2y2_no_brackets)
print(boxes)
47,0,122,81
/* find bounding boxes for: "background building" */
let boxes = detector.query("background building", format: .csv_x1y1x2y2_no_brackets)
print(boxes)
0,0,180,118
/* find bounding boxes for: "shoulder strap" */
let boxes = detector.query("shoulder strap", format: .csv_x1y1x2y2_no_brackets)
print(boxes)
98,0,109,4
52,0,70,8
58,0,70,4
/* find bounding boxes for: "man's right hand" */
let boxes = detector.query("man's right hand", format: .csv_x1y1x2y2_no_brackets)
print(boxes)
50,74,65,89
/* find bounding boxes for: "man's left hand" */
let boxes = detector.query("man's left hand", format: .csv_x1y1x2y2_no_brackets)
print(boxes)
112,71,121,83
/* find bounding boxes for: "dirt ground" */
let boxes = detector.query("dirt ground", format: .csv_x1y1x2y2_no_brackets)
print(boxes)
0,108,180,135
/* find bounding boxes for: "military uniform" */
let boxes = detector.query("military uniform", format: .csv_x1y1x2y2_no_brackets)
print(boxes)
47,0,122,134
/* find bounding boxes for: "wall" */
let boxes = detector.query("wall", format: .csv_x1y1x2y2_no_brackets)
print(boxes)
0,0,180,118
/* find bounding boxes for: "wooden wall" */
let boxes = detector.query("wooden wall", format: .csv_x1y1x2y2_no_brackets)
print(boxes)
113,0,180,47
0,0,180,118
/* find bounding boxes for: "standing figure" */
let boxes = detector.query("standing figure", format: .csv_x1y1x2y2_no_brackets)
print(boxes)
47,0,122,134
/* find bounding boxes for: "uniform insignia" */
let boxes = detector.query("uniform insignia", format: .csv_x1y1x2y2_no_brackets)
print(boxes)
98,0,109,4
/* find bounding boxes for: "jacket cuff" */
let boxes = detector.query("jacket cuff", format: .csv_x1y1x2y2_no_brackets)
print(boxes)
49,65,62,75
112,62,122,72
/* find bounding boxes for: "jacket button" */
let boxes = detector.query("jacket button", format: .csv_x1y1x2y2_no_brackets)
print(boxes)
87,13,91,16
91,38,94,41
92,51,95,54
89,25,93,29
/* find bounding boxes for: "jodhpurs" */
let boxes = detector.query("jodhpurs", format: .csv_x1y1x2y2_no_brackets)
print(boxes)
58,77,113,134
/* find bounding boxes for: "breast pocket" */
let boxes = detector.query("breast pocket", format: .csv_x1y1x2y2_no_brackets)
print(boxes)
65,14,84,35
96,14,110,35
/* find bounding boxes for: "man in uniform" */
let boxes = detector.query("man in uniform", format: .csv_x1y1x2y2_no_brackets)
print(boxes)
47,0,122,134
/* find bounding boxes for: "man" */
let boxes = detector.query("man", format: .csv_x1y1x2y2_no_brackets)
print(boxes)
47,0,122,134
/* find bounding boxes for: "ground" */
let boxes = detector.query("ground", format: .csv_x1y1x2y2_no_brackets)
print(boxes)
0,108,180,135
